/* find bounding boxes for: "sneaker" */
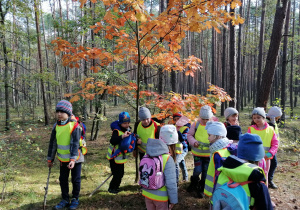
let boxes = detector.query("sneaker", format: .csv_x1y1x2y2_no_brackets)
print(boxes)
69,198,79,210
53,200,69,209
269,180,278,189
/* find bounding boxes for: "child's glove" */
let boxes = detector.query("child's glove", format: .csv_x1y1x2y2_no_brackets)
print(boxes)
265,152,273,159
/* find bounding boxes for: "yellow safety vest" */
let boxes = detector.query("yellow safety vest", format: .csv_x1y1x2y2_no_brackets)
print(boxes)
142,154,170,202
274,123,279,139
215,162,266,207
137,121,159,153
191,123,210,157
175,126,187,154
106,130,128,164
204,148,231,197
249,126,274,152
56,121,80,162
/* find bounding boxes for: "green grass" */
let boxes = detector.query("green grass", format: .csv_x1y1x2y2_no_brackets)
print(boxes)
0,105,299,209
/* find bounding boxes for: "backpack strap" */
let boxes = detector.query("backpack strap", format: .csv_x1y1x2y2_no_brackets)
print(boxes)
71,121,79,134
227,177,253,188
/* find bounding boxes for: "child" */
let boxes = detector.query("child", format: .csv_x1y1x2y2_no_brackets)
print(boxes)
141,125,178,210
214,133,273,209
224,107,239,127
174,114,190,182
248,107,279,186
187,105,213,198
203,122,235,197
134,107,160,160
266,106,282,189
106,112,131,194
47,100,83,210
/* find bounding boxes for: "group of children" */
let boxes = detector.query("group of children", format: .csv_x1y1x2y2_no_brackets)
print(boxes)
47,100,282,210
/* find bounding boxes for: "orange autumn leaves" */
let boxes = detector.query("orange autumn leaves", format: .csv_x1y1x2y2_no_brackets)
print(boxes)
54,0,243,74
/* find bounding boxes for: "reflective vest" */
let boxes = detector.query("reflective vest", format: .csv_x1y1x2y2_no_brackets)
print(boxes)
56,121,80,162
175,126,188,154
204,147,231,197
215,162,266,207
106,130,128,164
137,120,159,153
142,154,170,202
249,126,274,152
274,123,279,139
191,123,210,157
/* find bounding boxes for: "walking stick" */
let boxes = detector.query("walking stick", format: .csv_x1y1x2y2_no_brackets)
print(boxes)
89,174,113,197
43,167,51,210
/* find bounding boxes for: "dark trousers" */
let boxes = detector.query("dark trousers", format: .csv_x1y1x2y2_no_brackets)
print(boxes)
59,162,82,201
109,159,124,190
268,154,277,181
139,152,145,161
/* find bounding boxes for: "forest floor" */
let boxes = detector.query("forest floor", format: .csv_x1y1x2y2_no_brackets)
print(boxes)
0,105,299,210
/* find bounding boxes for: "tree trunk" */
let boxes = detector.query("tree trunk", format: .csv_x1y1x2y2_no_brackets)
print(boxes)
236,0,243,111
280,0,291,121
229,7,236,108
34,0,49,125
255,0,266,106
257,0,289,108
0,1,10,130
221,6,228,116
289,0,295,118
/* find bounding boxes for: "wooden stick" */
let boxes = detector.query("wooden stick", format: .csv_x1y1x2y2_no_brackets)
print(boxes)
89,174,112,197
43,167,51,210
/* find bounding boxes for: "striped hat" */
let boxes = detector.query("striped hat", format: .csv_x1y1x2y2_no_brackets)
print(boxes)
56,100,72,116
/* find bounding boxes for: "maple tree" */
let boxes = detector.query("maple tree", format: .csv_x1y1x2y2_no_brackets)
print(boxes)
52,0,243,121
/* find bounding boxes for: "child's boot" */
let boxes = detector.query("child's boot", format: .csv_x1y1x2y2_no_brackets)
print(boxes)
187,176,199,192
196,179,205,198
69,198,79,210
53,200,69,209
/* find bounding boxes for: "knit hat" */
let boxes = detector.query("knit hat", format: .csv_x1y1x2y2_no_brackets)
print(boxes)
199,105,213,119
224,107,238,120
176,116,190,127
205,121,227,137
56,100,72,116
159,125,178,145
267,106,282,118
252,107,266,118
139,107,152,120
173,112,182,118
226,125,242,140
238,133,265,161
119,112,130,124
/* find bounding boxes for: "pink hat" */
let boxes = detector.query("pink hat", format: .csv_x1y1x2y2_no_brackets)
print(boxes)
176,116,190,127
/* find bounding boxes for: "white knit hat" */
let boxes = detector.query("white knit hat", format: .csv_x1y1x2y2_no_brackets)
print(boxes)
199,105,213,119
224,107,238,120
159,125,178,145
205,121,227,137
267,106,282,118
252,107,266,118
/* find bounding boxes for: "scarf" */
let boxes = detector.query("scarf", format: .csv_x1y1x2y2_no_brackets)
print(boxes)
209,138,230,158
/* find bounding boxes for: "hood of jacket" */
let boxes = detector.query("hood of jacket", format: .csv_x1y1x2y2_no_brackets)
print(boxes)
146,138,169,156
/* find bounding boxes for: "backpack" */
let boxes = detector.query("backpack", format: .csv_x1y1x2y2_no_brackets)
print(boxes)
139,154,168,190
75,117,87,155
110,133,136,159
212,178,252,210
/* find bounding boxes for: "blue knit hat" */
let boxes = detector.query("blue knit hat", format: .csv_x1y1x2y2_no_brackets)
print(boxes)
119,112,130,124
56,100,72,116
238,133,265,161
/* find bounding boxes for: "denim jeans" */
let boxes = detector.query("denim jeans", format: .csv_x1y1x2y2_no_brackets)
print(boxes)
268,154,277,181
59,162,82,201
176,150,188,182
192,156,210,181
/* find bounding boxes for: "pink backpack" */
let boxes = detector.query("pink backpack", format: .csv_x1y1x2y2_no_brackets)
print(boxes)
139,154,168,190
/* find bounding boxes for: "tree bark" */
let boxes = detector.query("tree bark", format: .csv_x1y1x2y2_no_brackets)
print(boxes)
229,7,236,108
34,0,49,125
257,0,289,108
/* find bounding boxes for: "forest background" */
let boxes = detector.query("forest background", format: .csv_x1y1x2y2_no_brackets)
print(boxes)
0,0,299,209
